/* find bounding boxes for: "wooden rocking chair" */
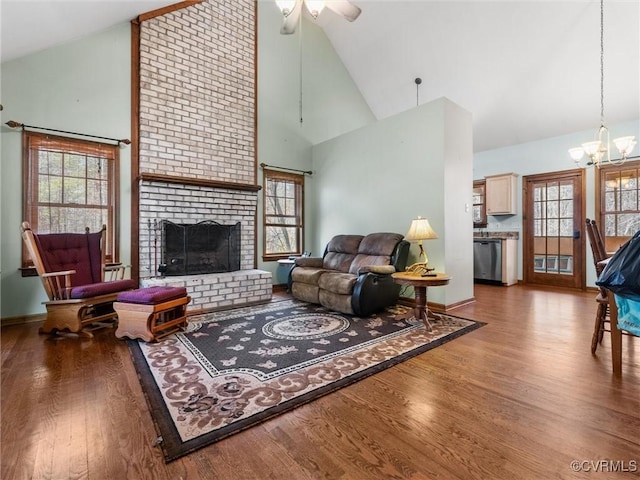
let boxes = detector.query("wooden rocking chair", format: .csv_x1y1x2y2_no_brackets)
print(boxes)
21,221,137,337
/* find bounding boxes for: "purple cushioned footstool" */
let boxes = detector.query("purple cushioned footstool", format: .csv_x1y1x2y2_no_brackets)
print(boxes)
113,286,190,342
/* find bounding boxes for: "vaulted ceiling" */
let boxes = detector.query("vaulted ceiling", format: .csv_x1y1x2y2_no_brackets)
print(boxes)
2,0,638,152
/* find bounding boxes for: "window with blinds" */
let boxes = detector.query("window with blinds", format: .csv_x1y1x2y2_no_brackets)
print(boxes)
262,169,304,259
22,131,120,268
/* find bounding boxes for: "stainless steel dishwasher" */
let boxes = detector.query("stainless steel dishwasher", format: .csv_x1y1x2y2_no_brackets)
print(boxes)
473,238,502,283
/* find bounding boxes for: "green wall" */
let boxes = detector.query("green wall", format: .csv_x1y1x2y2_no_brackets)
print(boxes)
0,4,374,318
473,118,640,286
256,2,375,283
5,2,632,317
311,98,474,306
1,23,132,318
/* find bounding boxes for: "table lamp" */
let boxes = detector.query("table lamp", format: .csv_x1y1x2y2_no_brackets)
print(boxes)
404,216,438,275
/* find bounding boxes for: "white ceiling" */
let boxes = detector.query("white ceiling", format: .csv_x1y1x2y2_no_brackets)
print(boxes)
0,0,178,62
2,0,639,152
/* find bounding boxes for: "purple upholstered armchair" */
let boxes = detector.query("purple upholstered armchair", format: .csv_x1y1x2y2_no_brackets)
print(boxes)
21,221,137,337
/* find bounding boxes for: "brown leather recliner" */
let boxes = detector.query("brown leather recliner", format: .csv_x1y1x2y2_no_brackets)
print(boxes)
289,232,409,316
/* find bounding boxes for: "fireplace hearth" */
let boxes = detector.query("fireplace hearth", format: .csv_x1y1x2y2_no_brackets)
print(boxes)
160,220,240,276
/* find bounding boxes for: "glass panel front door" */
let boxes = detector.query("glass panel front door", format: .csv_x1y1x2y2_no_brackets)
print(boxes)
524,170,584,289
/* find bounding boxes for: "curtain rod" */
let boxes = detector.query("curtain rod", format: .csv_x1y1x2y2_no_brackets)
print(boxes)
5,120,131,146
260,163,312,175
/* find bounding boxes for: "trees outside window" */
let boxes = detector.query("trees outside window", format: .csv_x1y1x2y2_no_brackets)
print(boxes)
597,159,640,254
22,131,119,268
263,169,303,259
473,180,487,228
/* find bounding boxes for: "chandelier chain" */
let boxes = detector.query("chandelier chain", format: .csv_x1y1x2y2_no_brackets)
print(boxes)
600,0,605,126
299,12,303,125
564,0,636,166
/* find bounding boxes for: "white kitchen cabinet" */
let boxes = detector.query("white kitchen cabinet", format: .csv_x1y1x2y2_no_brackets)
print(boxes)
486,173,518,215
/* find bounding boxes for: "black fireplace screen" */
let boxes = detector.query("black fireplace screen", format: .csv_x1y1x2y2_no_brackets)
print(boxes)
160,220,241,276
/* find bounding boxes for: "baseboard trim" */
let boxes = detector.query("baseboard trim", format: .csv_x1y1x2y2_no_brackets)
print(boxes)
446,297,477,310
398,296,475,313
1,313,46,328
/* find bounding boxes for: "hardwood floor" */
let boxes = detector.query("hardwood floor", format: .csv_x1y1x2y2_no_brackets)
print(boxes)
2,284,639,479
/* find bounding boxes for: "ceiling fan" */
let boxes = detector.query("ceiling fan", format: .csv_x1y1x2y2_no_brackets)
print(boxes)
276,0,362,35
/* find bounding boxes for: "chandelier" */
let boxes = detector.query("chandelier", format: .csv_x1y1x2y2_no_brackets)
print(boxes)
275,0,361,34
277,0,325,19
568,0,636,168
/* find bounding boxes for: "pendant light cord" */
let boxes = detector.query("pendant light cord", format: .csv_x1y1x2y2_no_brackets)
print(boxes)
299,13,304,125
600,0,605,127
568,0,636,166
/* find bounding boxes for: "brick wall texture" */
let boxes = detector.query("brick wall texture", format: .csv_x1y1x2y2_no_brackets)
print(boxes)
138,0,256,265
137,0,268,307
138,0,255,183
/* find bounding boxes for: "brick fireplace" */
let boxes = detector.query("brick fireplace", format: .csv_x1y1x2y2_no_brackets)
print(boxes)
133,0,271,312
136,179,272,312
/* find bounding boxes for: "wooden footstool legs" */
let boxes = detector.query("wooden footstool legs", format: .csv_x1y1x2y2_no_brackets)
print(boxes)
114,286,191,342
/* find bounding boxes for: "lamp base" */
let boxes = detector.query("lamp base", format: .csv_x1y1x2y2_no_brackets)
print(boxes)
405,262,435,276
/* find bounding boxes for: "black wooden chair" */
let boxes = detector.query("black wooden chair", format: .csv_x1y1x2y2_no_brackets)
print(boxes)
585,218,610,353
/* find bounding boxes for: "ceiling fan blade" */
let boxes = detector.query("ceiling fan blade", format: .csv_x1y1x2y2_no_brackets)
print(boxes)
280,0,304,34
325,0,362,22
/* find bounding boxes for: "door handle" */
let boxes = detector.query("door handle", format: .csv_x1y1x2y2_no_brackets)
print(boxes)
573,231,580,239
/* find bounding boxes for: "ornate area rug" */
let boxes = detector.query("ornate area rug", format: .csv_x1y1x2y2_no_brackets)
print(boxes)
128,299,484,462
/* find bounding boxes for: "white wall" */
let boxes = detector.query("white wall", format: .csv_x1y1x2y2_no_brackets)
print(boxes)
442,101,475,304
311,97,474,307
473,118,640,286
0,23,132,318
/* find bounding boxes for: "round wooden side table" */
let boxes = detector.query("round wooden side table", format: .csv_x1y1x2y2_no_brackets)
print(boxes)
391,272,451,331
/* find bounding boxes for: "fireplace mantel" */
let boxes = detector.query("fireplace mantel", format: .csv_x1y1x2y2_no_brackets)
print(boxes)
139,172,262,193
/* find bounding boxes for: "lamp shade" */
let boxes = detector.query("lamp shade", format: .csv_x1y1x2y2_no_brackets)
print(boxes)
305,0,325,17
276,0,297,14
581,141,602,156
405,217,438,241
568,147,585,161
613,136,637,157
